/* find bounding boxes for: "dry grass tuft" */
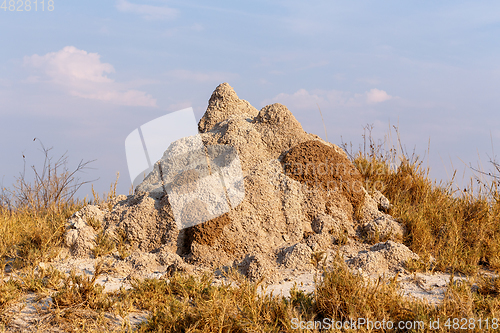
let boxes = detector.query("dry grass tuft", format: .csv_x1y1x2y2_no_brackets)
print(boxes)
345,125,500,275
118,271,313,332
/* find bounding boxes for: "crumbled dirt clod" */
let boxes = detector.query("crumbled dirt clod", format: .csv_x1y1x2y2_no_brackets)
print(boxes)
279,243,313,269
185,212,233,251
362,215,404,243
372,190,391,212
347,240,419,277
65,205,105,256
240,253,276,282
281,140,365,217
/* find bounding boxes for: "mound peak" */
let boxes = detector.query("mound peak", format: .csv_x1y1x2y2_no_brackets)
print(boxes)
198,82,259,133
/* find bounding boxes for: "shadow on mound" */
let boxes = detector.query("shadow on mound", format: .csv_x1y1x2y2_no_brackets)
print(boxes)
182,212,234,255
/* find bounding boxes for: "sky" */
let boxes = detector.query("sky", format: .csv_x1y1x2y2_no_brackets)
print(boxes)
1,0,500,199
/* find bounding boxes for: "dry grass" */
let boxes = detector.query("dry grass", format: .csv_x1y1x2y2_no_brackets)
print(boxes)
119,271,314,332
347,125,500,275
0,142,90,269
106,256,499,332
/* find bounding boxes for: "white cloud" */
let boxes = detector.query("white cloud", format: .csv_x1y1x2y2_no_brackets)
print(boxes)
24,46,156,107
366,88,392,104
25,46,114,84
115,0,177,20
262,87,394,110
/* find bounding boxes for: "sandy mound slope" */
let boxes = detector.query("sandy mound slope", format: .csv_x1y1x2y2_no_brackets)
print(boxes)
63,82,417,281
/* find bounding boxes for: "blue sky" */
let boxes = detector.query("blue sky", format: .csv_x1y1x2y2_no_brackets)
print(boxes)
1,0,500,198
